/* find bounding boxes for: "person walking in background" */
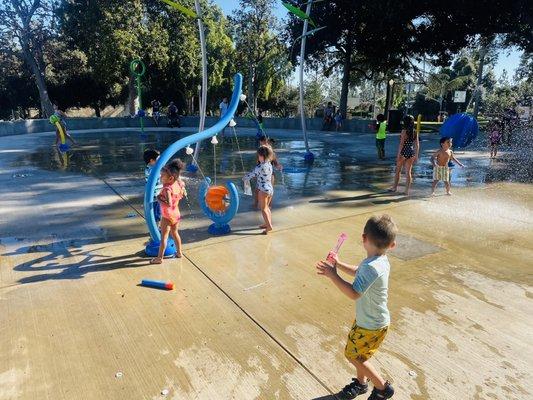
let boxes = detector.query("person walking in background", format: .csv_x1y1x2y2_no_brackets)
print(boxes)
151,99,161,126
167,101,180,128
488,118,503,159
219,97,229,137
323,101,334,130
335,110,343,132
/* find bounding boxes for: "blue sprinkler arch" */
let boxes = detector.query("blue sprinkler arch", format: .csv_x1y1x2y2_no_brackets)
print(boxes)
144,73,243,249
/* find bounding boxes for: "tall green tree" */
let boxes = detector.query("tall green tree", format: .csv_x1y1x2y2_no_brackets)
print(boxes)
514,52,533,82
230,0,291,111
60,0,169,115
0,53,39,119
0,0,56,117
287,0,533,117
130,0,234,114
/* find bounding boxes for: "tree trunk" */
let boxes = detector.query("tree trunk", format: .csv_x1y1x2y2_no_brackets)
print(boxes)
372,82,378,118
384,81,391,118
93,102,101,117
21,45,53,118
339,38,353,118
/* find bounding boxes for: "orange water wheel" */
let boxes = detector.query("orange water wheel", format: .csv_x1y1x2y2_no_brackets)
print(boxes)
205,185,230,213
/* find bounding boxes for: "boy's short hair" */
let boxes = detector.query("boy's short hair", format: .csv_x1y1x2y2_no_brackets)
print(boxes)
376,114,385,122
257,145,273,161
440,136,451,146
143,149,160,165
363,215,398,250
164,158,185,179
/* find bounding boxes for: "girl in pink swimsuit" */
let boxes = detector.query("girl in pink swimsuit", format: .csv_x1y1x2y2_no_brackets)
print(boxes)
150,159,187,264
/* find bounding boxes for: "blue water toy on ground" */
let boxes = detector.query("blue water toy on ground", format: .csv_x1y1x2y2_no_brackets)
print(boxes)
440,113,479,148
141,279,174,290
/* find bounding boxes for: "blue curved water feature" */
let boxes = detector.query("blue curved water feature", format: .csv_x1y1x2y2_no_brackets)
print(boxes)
144,73,243,255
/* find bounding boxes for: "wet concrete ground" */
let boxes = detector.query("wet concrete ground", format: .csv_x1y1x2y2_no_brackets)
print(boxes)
1,127,532,399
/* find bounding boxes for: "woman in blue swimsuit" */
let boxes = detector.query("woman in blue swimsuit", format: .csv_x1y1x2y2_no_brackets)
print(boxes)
391,115,419,195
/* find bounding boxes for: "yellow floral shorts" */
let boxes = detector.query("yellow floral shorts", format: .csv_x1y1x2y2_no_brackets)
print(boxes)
344,320,388,362
433,165,450,182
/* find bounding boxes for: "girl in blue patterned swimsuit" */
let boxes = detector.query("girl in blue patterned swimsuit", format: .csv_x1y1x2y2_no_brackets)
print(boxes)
391,115,419,195
245,146,274,234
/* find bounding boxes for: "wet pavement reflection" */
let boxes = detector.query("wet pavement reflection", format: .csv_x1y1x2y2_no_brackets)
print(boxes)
14,129,532,202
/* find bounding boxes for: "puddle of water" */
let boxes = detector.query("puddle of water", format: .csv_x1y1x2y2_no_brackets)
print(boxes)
13,130,531,202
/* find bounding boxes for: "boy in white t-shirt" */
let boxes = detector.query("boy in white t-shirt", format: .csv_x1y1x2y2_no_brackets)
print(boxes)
316,215,398,399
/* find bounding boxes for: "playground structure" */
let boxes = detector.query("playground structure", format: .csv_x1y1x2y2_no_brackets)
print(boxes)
440,113,479,148
144,73,243,256
49,114,69,152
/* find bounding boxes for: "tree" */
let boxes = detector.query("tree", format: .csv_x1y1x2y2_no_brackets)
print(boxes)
0,0,55,117
60,0,164,115
230,0,290,112
287,0,533,117
426,73,470,112
303,78,325,117
261,84,299,117
202,2,236,112
0,52,39,119
140,0,234,114
58,0,235,116
515,52,533,82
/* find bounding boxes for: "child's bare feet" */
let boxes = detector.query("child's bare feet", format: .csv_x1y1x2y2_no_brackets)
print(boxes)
175,252,183,258
262,228,273,235
388,187,397,193
150,257,163,264
431,192,436,196
446,191,452,196
259,224,267,229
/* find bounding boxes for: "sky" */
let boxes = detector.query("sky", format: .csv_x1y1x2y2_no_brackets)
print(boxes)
216,0,522,79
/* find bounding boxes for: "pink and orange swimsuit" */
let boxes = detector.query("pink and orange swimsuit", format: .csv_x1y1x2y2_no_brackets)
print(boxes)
158,180,185,225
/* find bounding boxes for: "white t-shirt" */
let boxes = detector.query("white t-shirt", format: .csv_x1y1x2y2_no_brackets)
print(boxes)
353,255,391,330
219,101,228,117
